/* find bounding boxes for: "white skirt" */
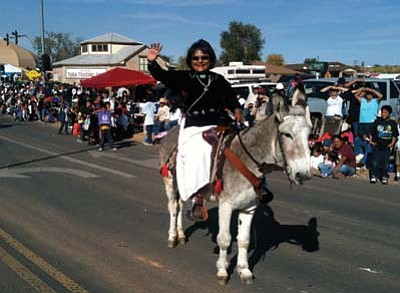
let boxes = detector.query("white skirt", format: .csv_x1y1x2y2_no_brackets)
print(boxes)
176,119,215,201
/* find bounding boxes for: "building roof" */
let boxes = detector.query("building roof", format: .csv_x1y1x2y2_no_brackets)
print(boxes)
53,44,146,67
252,61,300,75
81,32,142,45
0,39,36,69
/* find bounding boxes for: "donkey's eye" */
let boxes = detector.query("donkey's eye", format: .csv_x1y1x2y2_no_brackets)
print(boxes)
281,133,293,139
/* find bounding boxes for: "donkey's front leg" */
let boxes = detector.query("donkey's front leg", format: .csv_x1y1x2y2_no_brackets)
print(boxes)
216,203,232,285
236,208,256,284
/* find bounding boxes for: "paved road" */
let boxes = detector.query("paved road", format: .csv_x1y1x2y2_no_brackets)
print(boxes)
0,115,399,293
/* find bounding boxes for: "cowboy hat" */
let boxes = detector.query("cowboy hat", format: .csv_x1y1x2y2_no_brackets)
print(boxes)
159,97,169,104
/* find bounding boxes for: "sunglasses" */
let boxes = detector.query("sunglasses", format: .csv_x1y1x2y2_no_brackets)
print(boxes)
192,55,209,61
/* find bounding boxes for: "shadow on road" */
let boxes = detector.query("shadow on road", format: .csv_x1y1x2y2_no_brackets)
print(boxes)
185,202,320,275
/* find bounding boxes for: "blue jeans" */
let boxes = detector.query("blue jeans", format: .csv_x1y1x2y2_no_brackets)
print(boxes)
370,147,390,179
318,163,355,177
318,163,334,176
145,125,154,143
153,121,165,135
354,137,372,165
336,164,356,177
165,120,178,131
358,122,372,137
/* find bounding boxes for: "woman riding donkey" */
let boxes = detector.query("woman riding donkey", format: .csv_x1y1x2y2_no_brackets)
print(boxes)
147,40,243,220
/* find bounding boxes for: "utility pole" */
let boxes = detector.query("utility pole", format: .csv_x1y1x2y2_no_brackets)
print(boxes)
11,30,24,45
39,0,46,86
3,33,10,46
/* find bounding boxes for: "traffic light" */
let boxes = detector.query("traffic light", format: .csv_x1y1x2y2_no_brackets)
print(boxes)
3,33,10,46
41,54,52,71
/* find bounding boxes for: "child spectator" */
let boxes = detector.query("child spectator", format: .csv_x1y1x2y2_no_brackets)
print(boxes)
321,139,332,155
310,144,324,176
142,89,156,146
318,150,339,178
324,87,343,118
97,102,117,151
369,105,399,184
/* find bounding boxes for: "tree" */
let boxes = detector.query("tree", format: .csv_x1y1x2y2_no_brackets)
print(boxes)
219,21,265,65
159,54,174,64
176,56,189,70
304,58,318,65
33,32,82,63
266,54,285,66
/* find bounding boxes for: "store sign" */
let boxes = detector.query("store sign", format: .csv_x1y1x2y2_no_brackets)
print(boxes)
66,68,107,79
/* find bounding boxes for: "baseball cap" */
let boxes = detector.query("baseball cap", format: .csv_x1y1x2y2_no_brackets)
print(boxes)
322,139,332,147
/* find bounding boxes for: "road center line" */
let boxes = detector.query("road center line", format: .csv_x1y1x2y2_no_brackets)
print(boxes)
0,227,90,293
0,246,57,293
0,135,135,178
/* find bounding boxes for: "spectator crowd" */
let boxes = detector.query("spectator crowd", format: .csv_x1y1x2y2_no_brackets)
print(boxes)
1,75,399,184
309,77,400,184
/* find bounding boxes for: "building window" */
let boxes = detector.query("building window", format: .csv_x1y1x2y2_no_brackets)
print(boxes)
91,44,108,52
82,45,88,53
139,57,148,71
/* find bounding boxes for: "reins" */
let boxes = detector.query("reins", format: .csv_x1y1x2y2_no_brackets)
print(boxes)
235,115,286,175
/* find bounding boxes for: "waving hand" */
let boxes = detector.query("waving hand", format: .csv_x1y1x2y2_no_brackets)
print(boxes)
147,43,163,62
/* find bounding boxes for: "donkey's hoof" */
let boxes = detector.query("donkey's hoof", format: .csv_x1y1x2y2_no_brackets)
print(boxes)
167,239,177,248
217,276,229,285
238,269,254,285
178,237,186,245
241,276,254,285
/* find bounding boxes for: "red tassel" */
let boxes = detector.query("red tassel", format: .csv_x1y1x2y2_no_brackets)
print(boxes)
160,164,169,177
214,179,223,194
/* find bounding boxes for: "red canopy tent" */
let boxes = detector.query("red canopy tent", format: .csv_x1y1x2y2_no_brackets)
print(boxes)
80,67,156,88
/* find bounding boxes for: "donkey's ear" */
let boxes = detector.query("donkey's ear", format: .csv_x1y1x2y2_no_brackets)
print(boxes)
292,88,307,108
275,112,283,123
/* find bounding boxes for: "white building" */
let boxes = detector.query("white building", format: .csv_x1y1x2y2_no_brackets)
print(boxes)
53,32,167,84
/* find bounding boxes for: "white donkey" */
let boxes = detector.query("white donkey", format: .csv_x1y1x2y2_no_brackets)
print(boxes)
159,89,311,284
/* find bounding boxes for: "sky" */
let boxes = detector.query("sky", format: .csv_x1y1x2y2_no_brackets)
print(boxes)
2,0,400,65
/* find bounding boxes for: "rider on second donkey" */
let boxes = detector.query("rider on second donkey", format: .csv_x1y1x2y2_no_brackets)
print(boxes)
147,40,243,220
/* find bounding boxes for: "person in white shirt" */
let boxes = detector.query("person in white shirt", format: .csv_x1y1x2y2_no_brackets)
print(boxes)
310,145,324,175
142,93,155,145
325,87,343,118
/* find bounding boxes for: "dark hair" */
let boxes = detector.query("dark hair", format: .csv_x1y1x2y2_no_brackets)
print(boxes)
186,39,216,70
381,105,393,114
328,150,340,162
332,134,343,141
312,144,322,154
337,77,346,85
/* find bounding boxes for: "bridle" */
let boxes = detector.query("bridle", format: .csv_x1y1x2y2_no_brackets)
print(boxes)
236,112,306,181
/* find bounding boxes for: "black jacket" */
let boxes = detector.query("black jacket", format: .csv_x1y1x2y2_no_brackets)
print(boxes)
148,61,240,127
